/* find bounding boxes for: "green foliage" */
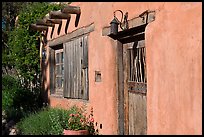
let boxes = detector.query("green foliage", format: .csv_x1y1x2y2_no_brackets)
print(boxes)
8,2,65,86
2,2,33,73
2,75,43,121
16,107,71,135
2,75,20,111
16,106,97,135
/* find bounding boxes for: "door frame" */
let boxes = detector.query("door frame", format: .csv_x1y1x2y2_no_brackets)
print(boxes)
102,10,155,135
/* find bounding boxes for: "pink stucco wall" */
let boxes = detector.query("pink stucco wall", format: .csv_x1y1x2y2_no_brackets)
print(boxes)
146,2,202,135
44,2,202,135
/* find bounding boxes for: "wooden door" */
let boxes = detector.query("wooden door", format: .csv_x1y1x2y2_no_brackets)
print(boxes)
123,40,147,135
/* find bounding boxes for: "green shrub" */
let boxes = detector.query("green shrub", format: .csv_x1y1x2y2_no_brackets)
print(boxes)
16,106,98,135
16,107,71,135
2,75,43,121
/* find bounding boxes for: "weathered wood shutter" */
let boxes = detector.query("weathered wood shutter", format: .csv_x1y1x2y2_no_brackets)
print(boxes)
63,35,89,100
49,48,55,94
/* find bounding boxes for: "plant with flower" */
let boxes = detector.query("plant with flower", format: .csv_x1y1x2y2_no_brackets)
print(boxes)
63,106,96,135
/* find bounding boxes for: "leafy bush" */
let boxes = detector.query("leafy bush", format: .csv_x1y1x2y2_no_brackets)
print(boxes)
2,75,20,111
2,75,43,121
16,107,71,135
16,106,97,135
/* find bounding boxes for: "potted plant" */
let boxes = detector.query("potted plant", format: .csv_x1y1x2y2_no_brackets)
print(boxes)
63,106,95,135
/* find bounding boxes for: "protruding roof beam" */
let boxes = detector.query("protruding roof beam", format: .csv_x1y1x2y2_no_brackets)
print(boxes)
46,19,62,24
61,5,81,14
30,24,48,31
36,19,55,27
49,10,71,19
61,5,81,27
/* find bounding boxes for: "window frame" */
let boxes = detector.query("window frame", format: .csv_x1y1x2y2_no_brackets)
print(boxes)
49,35,89,100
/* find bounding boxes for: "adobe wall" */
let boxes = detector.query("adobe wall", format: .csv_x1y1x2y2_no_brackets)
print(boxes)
44,2,202,135
145,2,202,135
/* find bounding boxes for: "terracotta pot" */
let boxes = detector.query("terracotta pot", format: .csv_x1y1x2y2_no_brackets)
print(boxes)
63,129,89,135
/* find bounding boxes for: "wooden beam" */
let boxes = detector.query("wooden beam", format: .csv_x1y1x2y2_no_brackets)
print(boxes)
49,10,71,19
36,19,55,27
30,24,48,31
61,5,81,27
102,10,155,36
61,5,81,14
46,19,62,24
48,23,95,47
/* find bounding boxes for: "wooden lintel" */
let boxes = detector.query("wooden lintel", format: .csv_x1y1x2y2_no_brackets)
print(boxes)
30,24,48,31
36,19,55,27
49,10,71,19
118,32,145,44
102,10,155,36
48,23,95,47
46,19,62,24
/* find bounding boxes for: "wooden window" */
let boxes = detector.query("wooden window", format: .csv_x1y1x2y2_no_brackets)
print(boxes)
50,35,89,100
55,49,64,95
49,44,64,97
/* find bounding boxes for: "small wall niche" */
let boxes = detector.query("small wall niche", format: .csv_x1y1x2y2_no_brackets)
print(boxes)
95,71,102,82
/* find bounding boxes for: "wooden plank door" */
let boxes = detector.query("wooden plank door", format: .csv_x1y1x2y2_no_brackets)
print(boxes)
123,40,147,135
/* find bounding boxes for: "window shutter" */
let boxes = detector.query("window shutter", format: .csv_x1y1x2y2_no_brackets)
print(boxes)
49,48,55,94
63,35,89,100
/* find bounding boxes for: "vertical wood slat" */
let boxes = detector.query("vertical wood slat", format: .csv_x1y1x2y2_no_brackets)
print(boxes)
68,42,72,98
143,48,147,83
83,36,88,100
63,43,67,97
68,42,71,97
82,35,88,69
135,49,138,82
75,40,80,98
49,48,55,94
139,48,143,82
130,49,134,81
81,36,85,99
78,38,82,99
63,42,69,97
70,40,74,98
73,39,76,98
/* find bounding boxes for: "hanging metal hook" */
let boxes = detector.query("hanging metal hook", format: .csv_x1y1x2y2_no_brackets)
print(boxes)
114,10,123,24
113,10,128,30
